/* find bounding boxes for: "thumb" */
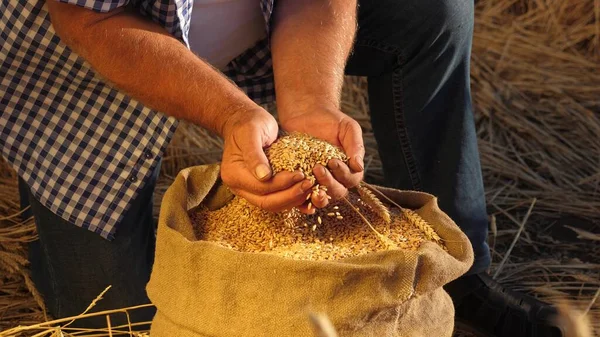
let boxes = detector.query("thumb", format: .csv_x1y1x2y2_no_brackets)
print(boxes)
340,119,365,173
239,128,275,182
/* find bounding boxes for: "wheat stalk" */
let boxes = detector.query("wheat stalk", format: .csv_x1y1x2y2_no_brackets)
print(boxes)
21,270,48,321
62,285,112,329
361,183,442,243
403,209,442,243
308,312,339,337
341,197,398,249
357,183,391,224
554,300,593,337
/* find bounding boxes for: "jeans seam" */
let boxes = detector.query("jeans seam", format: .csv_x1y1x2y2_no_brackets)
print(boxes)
353,38,423,189
353,39,403,60
391,59,422,190
40,234,62,317
32,208,63,317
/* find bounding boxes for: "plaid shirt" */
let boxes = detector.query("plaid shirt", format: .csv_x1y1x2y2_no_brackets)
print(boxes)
0,0,275,239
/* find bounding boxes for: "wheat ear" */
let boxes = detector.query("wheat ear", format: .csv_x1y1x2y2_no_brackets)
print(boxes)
361,183,442,243
342,197,398,249
357,183,391,224
403,208,442,243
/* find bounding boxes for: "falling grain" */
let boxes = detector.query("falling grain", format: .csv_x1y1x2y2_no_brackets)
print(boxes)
189,133,445,261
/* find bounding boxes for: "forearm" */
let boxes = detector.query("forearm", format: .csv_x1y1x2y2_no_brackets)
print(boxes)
271,0,357,118
47,2,258,137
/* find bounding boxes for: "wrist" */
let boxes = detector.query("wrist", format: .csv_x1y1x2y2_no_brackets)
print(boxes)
277,94,340,124
220,105,269,139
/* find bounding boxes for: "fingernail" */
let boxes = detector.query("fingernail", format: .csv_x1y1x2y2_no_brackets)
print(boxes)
293,172,305,182
301,180,313,191
330,160,339,169
355,155,364,172
255,164,271,180
314,165,326,176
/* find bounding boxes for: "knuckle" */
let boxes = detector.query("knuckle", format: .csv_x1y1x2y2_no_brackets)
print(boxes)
275,172,297,188
253,183,269,196
229,187,240,196
344,118,362,135
311,195,325,207
297,183,309,195
336,168,352,181
342,172,358,186
331,191,344,200
330,186,346,200
313,165,326,177
314,172,328,184
329,160,342,172
349,118,361,130
240,119,260,132
257,198,272,212
220,170,236,187
348,178,361,189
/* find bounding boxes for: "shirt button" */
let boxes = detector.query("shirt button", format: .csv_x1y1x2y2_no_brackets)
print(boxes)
129,175,137,183
144,151,153,159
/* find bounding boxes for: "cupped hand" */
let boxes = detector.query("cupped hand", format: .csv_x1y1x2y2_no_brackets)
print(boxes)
220,108,315,212
280,106,365,210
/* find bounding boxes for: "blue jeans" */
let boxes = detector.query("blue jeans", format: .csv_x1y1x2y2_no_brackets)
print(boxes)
346,0,490,275
20,0,489,327
18,162,160,329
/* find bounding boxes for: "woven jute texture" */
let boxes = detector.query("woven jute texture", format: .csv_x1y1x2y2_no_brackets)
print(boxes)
146,164,474,337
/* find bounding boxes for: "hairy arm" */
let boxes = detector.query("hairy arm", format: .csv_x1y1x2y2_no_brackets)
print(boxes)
271,0,364,202
272,0,357,113
46,1,258,137
47,1,315,212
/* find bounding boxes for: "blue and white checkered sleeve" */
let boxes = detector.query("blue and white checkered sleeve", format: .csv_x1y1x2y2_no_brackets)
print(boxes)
57,0,129,12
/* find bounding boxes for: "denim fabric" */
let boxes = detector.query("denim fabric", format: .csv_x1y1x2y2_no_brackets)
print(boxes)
345,0,490,274
19,162,160,328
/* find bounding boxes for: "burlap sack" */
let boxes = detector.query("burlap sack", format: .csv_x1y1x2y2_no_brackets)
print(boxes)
146,164,474,337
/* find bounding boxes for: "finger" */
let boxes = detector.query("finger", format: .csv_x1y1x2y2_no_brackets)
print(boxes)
297,203,316,215
310,189,329,209
234,126,275,182
313,164,347,200
232,179,314,213
327,159,362,189
296,189,329,213
339,118,365,173
222,166,305,196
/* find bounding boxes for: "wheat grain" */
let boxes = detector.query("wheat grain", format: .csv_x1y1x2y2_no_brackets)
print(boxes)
189,133,445,261
266,132,347,184
191,189,444,260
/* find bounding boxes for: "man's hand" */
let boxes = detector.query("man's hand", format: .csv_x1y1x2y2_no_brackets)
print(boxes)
272,0,360,208
280,106,364,206
220,108,316,212
46,1,314,213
